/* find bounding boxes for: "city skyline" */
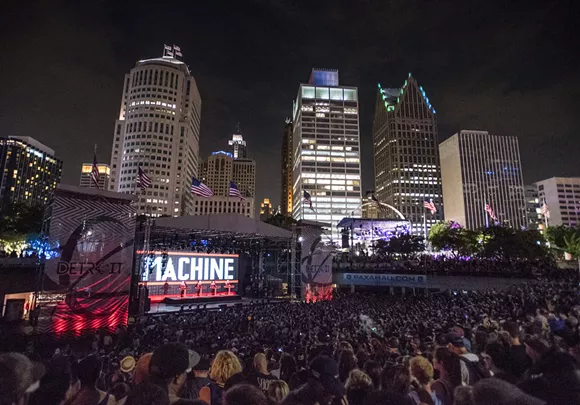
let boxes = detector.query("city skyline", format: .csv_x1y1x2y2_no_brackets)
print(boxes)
1,2,579,211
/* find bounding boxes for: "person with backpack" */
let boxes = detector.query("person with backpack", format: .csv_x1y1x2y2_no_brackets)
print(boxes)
432,347,462,405
446,333,487,385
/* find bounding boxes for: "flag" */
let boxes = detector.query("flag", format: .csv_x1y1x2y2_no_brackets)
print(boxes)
191,177,213,198
164,44,172,51
485,203,497,221
541,200,550,219
229,182,244,200
173,45,181,52
91,152,100,189
371,194,387,212
138,167,152,191
303,190,315,212
423,199,437,215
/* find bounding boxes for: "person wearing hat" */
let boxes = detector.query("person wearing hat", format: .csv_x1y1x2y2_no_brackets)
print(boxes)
149,343,199,404
0,352,45,405
281,356,345,405
445,332,481,386
184,356,211,400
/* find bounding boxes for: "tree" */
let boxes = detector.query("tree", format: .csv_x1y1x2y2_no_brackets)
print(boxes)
478,226,550,262
0,203,45,254
265,214,298,230
375,233,425,258
428,221,478,257
546,225,580,251
563,233,580,268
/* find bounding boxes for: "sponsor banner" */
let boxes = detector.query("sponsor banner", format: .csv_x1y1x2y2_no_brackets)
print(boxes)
341,273,427,287
139,251,238,283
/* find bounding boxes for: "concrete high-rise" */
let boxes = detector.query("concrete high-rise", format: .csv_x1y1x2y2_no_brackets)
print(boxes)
373,74,443,238
280,118,293,217
524,184,543,230
0,136,62,208
535,177,580,227
439,130,526,229
197,150,255,218
291,69,362,241
109,46,202,217
80,163,110,189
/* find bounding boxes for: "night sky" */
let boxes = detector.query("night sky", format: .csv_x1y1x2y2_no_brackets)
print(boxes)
1,0,578,209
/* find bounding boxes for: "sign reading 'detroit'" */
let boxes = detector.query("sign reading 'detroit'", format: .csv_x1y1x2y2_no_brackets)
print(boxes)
140,252,239,282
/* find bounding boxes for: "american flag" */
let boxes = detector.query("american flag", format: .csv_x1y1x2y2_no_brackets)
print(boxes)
303,190,315,212
138,167,152,191
423,199,437,215
229,182,244,200
541,200,550,219
91,152,100,189
191,177,213,198
485,203,498,221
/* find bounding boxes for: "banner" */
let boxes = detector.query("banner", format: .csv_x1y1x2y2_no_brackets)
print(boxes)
300,224,335,301
41,187,135,334
340,273,427,287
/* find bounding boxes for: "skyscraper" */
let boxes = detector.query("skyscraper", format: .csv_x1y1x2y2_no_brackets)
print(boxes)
260,198,274,221
280,118,293,217
228,123,247,159
0,136,62,208
535,177,580,227
197,150,255,218
109,46,202,217
373,74,442,237
80,163,110,189
439,130,526,229
292,69,362,241
524,184,543,230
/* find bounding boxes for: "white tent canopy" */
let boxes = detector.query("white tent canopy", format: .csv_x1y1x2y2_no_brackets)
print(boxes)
154,214,292,239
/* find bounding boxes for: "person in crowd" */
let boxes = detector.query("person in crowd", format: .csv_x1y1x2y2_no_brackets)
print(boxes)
266,380,289,405
472,378,545,405
248,353,277,394
446,333,482,385
199,350,242,405
337,351,357,384
453,386,473,405
133,353,153,385
223,384,268,405
0,352,45,405
184,357,211,400
279,355,297,385
451,326,472,353
524,336,550,366
482,341,516,384
111,383,131,402
149,343,191,404
28,355,73,405
502,321,531,379
362,360,382,389
409,356,440,405
282,356,345,405
345,369,373,405
381,364,411,396
67,355,115,405
125,383,170,405
431,347,461,405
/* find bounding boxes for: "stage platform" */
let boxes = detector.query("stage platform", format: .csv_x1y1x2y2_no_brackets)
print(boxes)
162,294,242,306
147,296,286,314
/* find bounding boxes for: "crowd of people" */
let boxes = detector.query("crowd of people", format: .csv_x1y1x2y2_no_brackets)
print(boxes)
332,254,551,277
2,270,580,405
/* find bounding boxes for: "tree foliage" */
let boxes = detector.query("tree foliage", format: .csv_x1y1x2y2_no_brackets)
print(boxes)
564,233,580,260
546,225,580,250
0,203,44,238
427,221,478,257
374,233,425,258
265,214,298,230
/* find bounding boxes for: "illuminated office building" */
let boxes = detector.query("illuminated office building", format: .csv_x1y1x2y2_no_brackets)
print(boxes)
535,177,580,228
291,69,362,241
0,136,62,207
79,163,110,189
280,118,293,216
260,198,274,221
439,130,526,229
228,124,247,159
373,74,443,237
109,46,202,217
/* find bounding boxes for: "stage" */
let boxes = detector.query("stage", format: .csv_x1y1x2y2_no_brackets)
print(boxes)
147,296,285,314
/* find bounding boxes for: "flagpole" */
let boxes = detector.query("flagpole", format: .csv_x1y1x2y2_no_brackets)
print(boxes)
485,201,489,228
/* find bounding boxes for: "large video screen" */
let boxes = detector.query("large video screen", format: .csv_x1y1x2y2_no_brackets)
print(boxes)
138,251,239,282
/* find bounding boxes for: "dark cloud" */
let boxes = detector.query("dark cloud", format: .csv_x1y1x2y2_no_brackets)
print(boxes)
0,0,578,211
